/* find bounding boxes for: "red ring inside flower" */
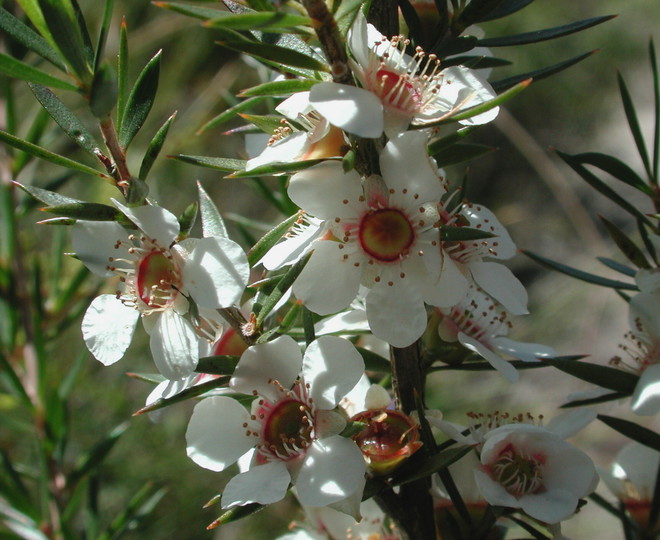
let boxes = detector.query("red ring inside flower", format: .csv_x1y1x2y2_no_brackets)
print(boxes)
261,399,314,460
359,208,415,262
136,251,180,307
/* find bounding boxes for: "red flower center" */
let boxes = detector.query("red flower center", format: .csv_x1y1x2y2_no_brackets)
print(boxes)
376,68,422,113
260,398,315,461
359,208,415,262
135,251,181,308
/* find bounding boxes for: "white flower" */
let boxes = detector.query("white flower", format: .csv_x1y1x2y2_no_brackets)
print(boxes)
185,335,367,508
73,200,250,379
474,423,598,524
309,11,498,138
246,92,348,171
287,130,464,347
437,285,555,382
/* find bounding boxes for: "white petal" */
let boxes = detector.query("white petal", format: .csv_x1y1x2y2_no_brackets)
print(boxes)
473,469,520,509
81,295,139,365
222,461,291,507
310,82,384,138
182,237,249,309
276,91,313,118
470,262,528,315
314,308,370,335
72,221,130,276
366,280,427,347
544,409,597,440
150,311,199,380
303,336,364,410
380,132,445,203
231,335,302,400
288,162,363,220
520,489,578,523
246,131,309,170
614,441,660,497
434,66,499,126
347,10,370,67
186,396,254,472
493,336,557,362
462,204,516,260
632,364,660,416
425,254,469,308
113,200,179,246
295,436,366,507
260,218,323,271
293,241,363,316
458,332,519,383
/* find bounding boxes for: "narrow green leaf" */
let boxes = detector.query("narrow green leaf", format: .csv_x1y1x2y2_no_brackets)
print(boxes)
238,113,281,135
356,347,391,372
12,107,51,175
139,111,177,180
207,503,264,529
42,202,121,221
596,257,636,278
38,0,92,84
68,422,129,486
255,251,312,328
434,36,478,57
205,12,311,31
481,0,535,21
169,154,246,172
0,129,105,177
442,55,512,70
89,62,118,117
195,355,239,375
134,375,231,415
15,0,52,49
0,53,78,91
152,1,225,20
29,83,101,155
119,49,161,149
216,40,329,72
557,150,654,226
639,217,658,265
392,446,472,487
93,0,114,71
0,450,33,516
98,483,166,540
428,126,479,155
543,358,638,394
568,151,653,195
177,201,198,239
441,226,496,242
238,78,317,98
508,517,551,540
598,415,660,452
600,216,651,269
651,39,660,182
479,16,615,47
492,51,595,92
197,96,268,134
228,159,330,179
197,181,228,238
523,250,638,290
432,143,495,167
0,7,65,70
247,212,299,267
116,17,128,129
561,391,629,408
15,181,80,206
618,71,653,180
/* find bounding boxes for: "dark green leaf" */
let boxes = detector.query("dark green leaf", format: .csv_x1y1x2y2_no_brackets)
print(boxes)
15,181,80,206
29,83,101,155
478,16,615,47
600,216,651,269
0,53,78,91
556,150,654,226
38,0,92,84
452,0,505,32
97,483,166,540
0,7,65,70
543,358,638,394
596,257,636,277
12,108,51,175
119,49,161,149
391,446,472,487
598,415,660,452
116,16,128,128
195,355,239,375
433,36,478,57
134,375,231,415
508,517,551,540
139,111,176,180
197,181,228,238
237,113,281,134
228,159,331,178
568,152,653,195
0,450,33,516
618,71,653,180
207,503,264,529
356,347,391,372
205,12,312,31
0,129,105,177
152,1,224,20
68,422,129,486
492,51,595,92
432,143,495,167
651,39,660,180
126,175,149,205
177,201,198,239
428,126,479,155
440,226,496,242
561,391,629,408
89,62,118,117
169,154,246,172
255,251,312,328
216,40,329,72
481,0,535,21
247,212,299,268
42,202,121,221
198,96,269,134
441,55,512,70
239,78,317,97
93,0,114,71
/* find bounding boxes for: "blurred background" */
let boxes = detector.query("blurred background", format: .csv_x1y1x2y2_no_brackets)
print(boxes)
2,0,660,538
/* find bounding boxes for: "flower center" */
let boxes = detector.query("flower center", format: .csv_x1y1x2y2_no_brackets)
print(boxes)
135,251,181,308
359,208,415,262
489,443,545,498
260,398,315,461
376,68,422,113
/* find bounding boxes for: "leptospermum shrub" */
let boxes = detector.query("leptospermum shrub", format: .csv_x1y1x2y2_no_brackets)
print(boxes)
0,1,658,539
